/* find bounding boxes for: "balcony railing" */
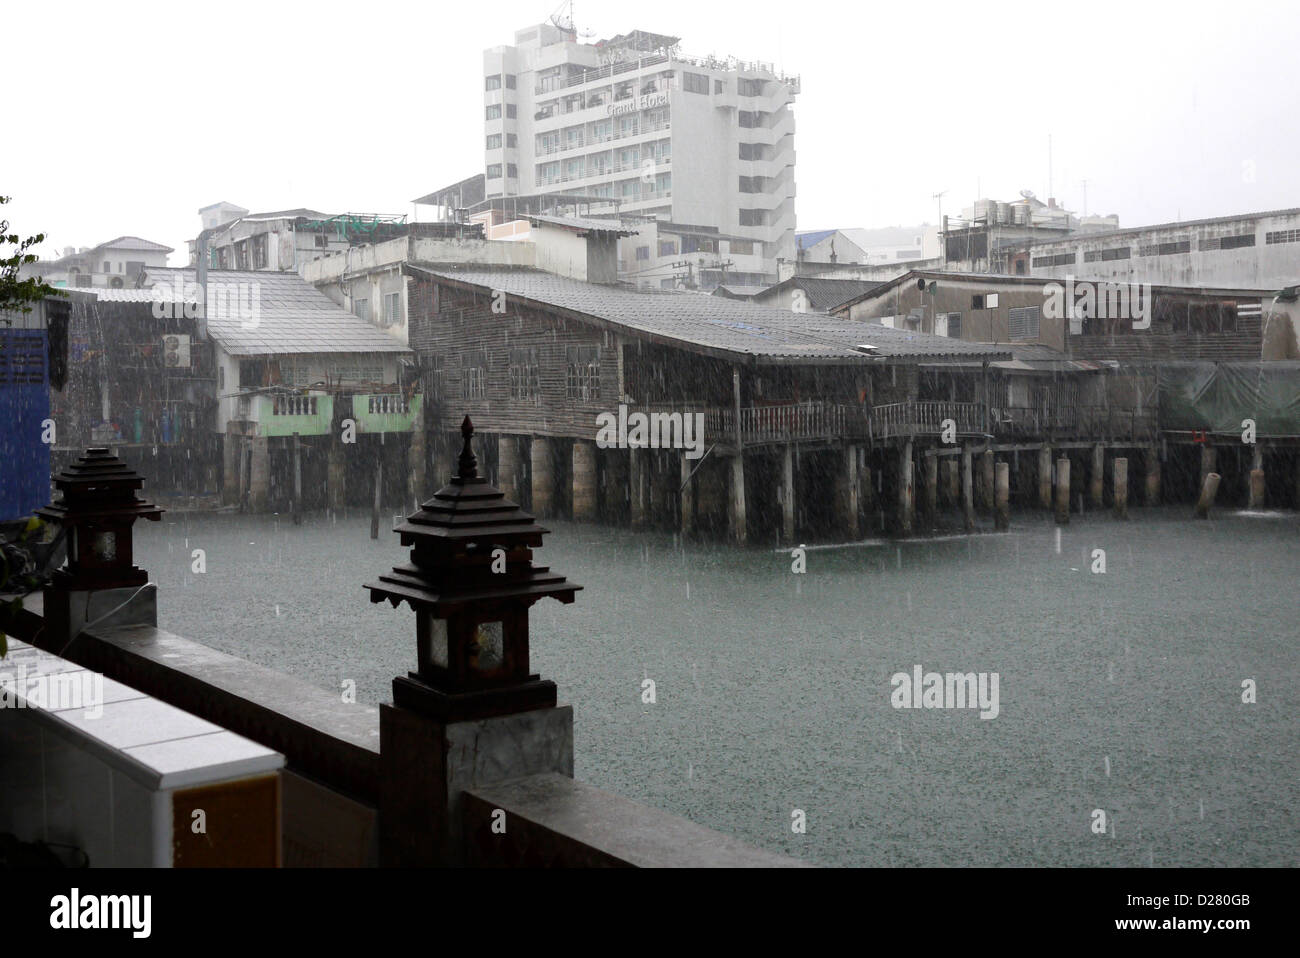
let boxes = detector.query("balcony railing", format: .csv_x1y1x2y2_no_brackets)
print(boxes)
707,401,856,446
870,401,986,440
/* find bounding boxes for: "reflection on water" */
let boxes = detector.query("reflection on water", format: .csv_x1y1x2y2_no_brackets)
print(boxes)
137,507,1300,866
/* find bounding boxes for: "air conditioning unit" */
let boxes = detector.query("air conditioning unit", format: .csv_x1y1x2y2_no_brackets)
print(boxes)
162,334,191,368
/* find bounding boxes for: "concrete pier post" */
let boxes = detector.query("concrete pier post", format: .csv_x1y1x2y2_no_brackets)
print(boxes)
1195,472,1221,519
979,448,995,513
222,432,240,506
1145,447,1161,506
1038,444,1053,510
781,445,795,544
1248,446,1265,509
729,453,747,545
696,458,725,531
898,440,914,535
1113,457,1128,519
530,438,555,518
629,447,646,528
838,445,860,539
249,436,270,512
994,461,1010,530
1200,445,1217,491
572,441,597,521
292,432,303,524
860,456,874,514
1054,456,1070,524
497,434,519,504
1090,444,1105,509
923,452,938,528
327,439,345,510
409,406,426,504
961,445,974,531
370,455,383,539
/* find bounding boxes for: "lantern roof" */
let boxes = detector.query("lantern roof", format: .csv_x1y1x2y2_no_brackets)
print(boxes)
37,447,165,524
365,417,580,615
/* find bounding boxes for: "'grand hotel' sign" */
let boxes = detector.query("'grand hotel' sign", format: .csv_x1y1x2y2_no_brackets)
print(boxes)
608,92,669,117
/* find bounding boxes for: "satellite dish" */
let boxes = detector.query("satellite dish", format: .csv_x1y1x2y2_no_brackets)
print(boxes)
1020,189,1036,199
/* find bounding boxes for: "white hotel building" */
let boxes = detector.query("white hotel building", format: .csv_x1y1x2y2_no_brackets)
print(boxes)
482,24,799,289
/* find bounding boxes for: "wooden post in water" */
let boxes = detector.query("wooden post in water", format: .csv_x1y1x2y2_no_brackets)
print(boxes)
1038,444,1053,510
994,461,1010,531
1145,446,1161,505
781,444,795,544
292,432,303,525
979,448,995,513
729,453,746,545
370,456,383,539
1090,444,1105,509
1055,457,1070,524
839,445,859,539
898,440,914,535
1248,445,1265,509
961,444,975,531
1195,472,1221,519
944,457,958,506
924,451,938,529
679,454,694,537
1113,457,1128,519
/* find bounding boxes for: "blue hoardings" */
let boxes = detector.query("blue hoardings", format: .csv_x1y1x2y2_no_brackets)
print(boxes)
0,328,51,522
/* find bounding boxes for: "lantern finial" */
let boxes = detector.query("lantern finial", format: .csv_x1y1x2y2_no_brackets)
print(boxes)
457,415,478,481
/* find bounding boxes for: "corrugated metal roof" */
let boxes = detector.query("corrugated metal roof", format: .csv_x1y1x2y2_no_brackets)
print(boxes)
144,267,410,357
526,213,639,236
408,266,1011,365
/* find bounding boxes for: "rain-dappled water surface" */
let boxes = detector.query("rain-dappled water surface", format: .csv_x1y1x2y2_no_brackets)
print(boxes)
136,508,1300,867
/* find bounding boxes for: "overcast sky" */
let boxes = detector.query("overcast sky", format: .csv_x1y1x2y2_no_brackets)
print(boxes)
7,0,1298,262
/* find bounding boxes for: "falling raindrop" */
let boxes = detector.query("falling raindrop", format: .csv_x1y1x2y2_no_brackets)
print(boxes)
275,604,281,617
1104,755,1111,777
1054,528,1061,554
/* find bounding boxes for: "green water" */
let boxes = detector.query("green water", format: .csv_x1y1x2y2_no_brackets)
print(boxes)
137,506,1300,866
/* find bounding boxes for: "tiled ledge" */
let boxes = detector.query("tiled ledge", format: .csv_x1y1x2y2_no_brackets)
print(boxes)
1,638,284,792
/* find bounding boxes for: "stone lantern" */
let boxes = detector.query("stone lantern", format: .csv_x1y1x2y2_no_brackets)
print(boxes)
367,417,580,722
37,447,164,591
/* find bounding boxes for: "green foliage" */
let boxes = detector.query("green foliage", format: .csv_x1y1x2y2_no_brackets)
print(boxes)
1,194,63,320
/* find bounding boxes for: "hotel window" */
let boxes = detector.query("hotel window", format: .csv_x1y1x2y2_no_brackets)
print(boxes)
738,78,765,96
739,175,765,193
486,104,502,120
618,116,638,137
739,209,767,227
659,240,678,256
714,78,725,94
508,347,540,402
1008,306,1041,341
353,298,369,320
683,72,709,94
383,291,401,327
566,345,601,401
507,163,518,178
485,75,501,91
739,111,763,128
486,133,502,150
506,133,517,148
655,172,671,194
729,239,754,255
505,74,516,89
461,350,487,401
636,246,650,261
486,164,503,179
506,104,516,119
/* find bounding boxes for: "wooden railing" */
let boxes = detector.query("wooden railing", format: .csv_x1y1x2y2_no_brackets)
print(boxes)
705,401,855,446
871,401,986,439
